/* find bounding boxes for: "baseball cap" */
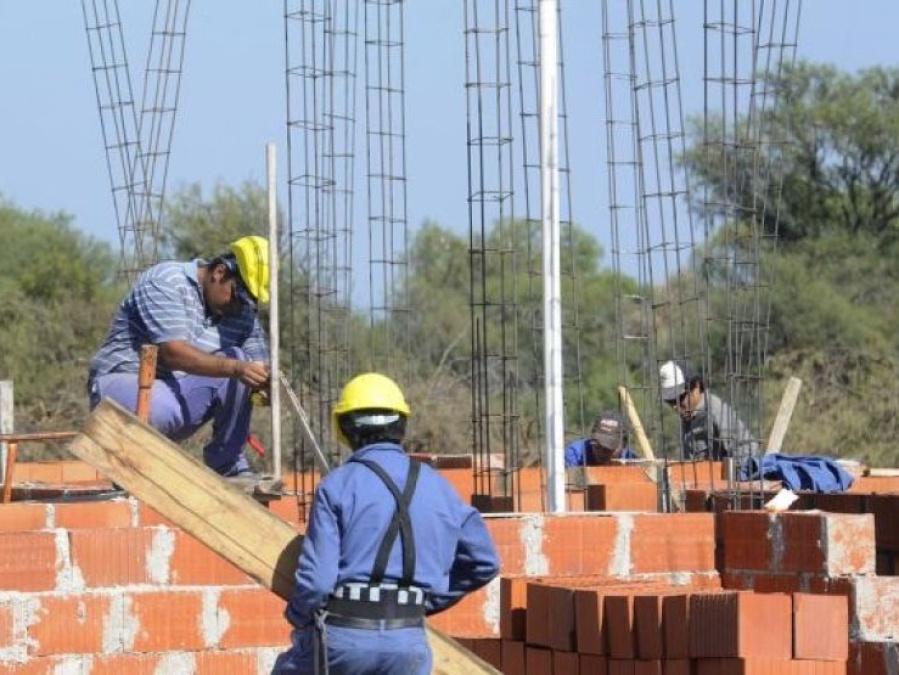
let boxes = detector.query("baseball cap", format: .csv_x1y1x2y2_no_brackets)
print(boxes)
592,410,627,450
660,360,688,402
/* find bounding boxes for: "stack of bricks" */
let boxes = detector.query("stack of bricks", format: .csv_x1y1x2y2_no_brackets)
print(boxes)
462,582,847,673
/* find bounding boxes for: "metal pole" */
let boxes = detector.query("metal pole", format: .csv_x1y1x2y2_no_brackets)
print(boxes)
0,381,12,485
267,143,282,481
540,0,565,513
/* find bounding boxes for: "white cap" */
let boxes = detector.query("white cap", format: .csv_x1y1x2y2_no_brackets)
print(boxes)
659,360,687,401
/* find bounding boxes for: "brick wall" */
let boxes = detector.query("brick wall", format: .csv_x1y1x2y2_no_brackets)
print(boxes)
1,461,897,673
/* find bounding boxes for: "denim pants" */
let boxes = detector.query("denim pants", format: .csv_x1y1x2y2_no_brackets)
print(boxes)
271,624,431,675
88,346,253,476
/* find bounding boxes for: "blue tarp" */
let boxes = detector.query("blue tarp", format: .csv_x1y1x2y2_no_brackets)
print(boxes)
738,453,855,493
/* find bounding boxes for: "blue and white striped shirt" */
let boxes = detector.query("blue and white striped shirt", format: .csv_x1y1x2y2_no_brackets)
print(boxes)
89,260,269,380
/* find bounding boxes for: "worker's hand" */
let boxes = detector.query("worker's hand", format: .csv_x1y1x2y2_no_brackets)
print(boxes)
235,360,270,389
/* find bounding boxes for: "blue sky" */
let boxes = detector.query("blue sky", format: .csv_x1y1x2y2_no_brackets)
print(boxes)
2,3,897,279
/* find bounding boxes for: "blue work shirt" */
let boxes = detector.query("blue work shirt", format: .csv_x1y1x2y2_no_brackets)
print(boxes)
564,438,637,467
89,260,269,381
285,442,500,629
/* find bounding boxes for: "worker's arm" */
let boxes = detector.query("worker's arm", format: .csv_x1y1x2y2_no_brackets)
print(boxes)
158,340,270,389
285,484,340,628
428,507,500,615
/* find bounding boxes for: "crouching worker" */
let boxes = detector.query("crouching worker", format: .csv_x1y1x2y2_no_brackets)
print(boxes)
565,410,637,467
273,373,500,674
87,235,271,481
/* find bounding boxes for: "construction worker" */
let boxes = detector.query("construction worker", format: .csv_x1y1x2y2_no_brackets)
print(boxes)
564,409,637,466
87,235,271,481
272,373,500,675
659,360,758,460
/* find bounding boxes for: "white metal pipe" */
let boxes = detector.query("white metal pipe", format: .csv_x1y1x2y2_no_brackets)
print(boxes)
0,381,12,485
266,143,282,481
539,0,566,513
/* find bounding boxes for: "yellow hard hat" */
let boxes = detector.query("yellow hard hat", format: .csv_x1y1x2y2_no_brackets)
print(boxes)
332,372,411,447
229,235,270,305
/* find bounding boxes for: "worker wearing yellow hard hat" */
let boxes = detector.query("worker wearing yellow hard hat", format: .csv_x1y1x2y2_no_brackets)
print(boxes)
273,372,500,674
88,235,272,484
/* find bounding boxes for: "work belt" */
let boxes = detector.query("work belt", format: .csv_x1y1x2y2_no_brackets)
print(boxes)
325,583,427,627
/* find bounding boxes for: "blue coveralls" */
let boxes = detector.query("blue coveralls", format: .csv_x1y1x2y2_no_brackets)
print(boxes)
273,442,500,674
564,438,637,467
88,260,269,476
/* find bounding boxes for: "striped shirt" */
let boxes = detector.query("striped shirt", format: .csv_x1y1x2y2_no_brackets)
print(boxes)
89,260,269,380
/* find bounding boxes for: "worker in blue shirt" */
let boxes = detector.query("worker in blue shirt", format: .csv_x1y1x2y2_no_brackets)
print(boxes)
88,236,271,481
272,372,500,674
564,409,637,467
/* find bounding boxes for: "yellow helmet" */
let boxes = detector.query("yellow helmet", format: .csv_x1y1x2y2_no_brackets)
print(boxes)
229,235,270,305
332,373,411,448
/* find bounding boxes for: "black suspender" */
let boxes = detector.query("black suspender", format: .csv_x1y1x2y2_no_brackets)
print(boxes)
350,457,421,587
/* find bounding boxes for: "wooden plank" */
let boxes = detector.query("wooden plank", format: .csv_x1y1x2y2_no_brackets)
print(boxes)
618,385,656,460
136,344,158,423
71,399,498,675
765,376,802,455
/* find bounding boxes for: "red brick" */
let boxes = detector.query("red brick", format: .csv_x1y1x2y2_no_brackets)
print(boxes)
633,595,664,659
634,659,662,675
848,577,899,642
484,518,527,576
169,531,252,586
575,588,607,655
54,501,132,529
69,527,160,587
849,640,899,675
604,594,636,659
500,576,528,640
28,593,111,655
661,594,690,659
90,652,161,674
135,502,176,527
0,531,58,591
631,513,716,574
501,640,526,674
689,591,792,659
543,515,619,575
792,593,848,661
586,483,658,512
867,494,899,552
580,653,609,674
0,602,13,650
526,645,553,675
608,658,637,675
4,655,92,674
0,503,48,532
662,659,691,675
216,587,292,648
527,582,554,647
194,650,262,673
554,650,580,674
471,637,502,670
428,585,494,637
129,590,207,651
545,584,577,651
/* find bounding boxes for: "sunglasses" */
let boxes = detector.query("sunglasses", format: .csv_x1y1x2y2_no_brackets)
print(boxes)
224,259,256,309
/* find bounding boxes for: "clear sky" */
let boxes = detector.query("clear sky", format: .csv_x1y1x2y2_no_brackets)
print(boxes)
2,3,897,278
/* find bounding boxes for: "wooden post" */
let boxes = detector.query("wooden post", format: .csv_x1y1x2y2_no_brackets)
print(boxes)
765,376,803,455
618,385,655,460
0,381,11,486
70,399,499,674
137,345,158,423
1,442,17,503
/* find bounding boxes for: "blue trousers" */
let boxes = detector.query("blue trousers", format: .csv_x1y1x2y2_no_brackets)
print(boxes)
272,625,431,675
88,346,253,476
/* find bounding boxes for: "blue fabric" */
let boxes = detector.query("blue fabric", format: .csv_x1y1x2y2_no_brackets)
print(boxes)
277,442,500,672
88,346,254,476
89,260,268,380
738,453,855,493
271,625,431,674
564,438,637,467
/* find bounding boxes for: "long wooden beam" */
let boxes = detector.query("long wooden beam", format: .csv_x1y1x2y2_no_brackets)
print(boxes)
70,399,498,675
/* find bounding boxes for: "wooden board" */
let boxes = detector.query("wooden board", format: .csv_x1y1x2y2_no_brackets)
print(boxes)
618,385,656,460
765,376,802,455
70,399,499,675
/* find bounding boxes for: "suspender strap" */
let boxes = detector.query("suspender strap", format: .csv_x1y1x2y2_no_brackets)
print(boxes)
350,457,420,587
